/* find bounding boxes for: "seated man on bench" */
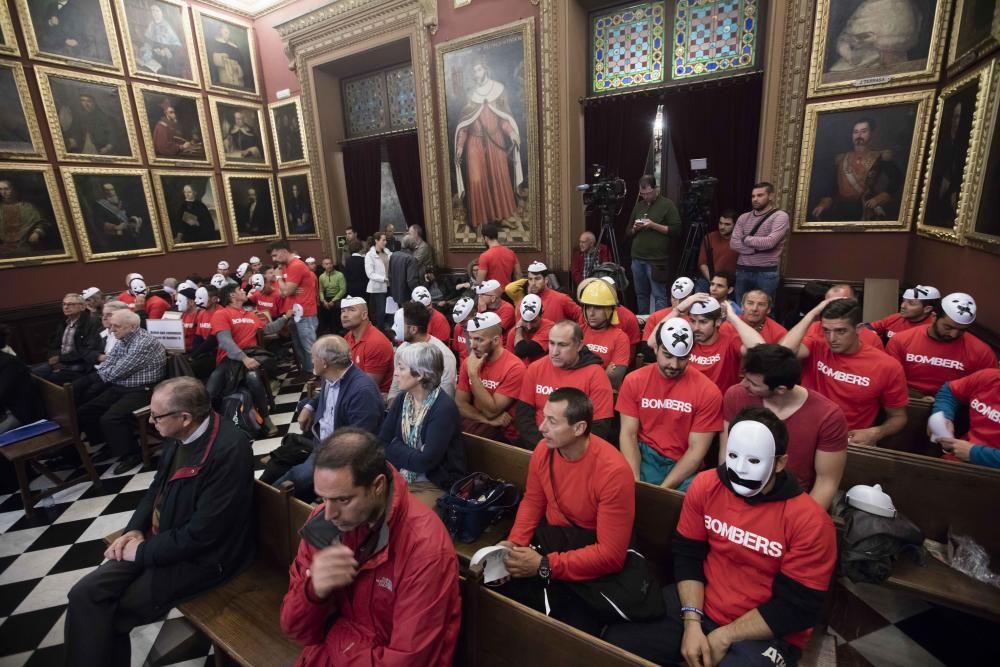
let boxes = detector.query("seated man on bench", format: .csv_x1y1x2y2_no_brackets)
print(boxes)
66,377,255,667
933,365,1000,468
605,407,836,667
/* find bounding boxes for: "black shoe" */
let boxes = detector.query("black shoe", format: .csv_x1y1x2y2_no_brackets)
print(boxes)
112,456,141,475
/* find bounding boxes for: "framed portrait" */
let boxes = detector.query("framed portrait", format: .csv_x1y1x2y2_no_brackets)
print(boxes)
152,170,226,251
193,8,260,98
0,3,19,56
917,60,996,243
15,0,122,73
222,172,278,244
269,97,307,168
209,97,271,169
0,62,46,160
436,19,540,250
0,164,77,268
794,90,935,232
278,169,319,239
35,67,140,164
62,167,164,262
134,82,211,167
115,0,201,87
965,59,1000,252
948,0,1000,73
807,0,950,97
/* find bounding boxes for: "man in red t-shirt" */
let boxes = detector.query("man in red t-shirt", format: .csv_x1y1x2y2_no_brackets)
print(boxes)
738,289,787,344
697,210,739,288
605,408,836,666
269,240,319,375
340,296,394,394
722,344,847,509
870,284,939,342
515,320,614,449
497,388,635,635
476,279,515,332
578,278,630,388
476,222,521,284
456,311,526,443
781,298,909,445
450,296,476,362
506,294,553,364
886,292,996,398
178,287,199,351
523,261,581,323
410,286,451,344
618,317,722,490
934,367,1000,467
640,276,696,359
803,284,884,350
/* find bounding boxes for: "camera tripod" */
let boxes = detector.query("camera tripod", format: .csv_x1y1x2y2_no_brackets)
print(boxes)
594,204,623,269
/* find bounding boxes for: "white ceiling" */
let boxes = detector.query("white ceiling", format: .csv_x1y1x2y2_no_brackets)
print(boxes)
207,0,289,15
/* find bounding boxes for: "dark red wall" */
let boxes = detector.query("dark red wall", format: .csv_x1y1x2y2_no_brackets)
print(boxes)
906,237,1000,333
784,232,911,282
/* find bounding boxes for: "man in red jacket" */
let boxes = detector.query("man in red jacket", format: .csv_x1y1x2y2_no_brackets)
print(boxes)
281,427,460,666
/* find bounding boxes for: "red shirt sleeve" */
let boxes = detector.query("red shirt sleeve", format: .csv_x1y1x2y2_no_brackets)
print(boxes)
723,384,752,423
691,381,724,433
815,399,849,452
284,260,307,289
780,499,837,592
615,372,640,419
610,329,630,366
948,371,977,403
457,359,471,393
478,249,493,275
676,472,710,542
146,296,170,319
210,308,231,335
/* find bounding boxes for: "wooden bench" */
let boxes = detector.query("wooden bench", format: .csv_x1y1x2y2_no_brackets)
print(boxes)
877,398,937,457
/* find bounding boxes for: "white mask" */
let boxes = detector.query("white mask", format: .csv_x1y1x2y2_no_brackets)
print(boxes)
128,278,147,296
195,287,209,308
176,294,188,312
725,421,776,497
210,273,227,289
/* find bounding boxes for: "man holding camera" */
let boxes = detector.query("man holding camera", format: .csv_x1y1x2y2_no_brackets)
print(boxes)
626,175,682,314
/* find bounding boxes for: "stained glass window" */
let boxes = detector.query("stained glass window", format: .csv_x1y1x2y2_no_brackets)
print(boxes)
386,65,417,130
343,72,388,138
672,0,759,80
591,2,666,94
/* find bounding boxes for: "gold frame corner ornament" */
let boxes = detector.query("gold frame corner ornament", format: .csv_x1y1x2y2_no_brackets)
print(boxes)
14,0,123,74
208,95,273,170
114,0,202,89
948,0,1000,74
192,6,262,100
268,96,309,169
151,169,228,252
277,168,321,240
964,56,1000,252
0,3,19,57
221,171,280,245
133,81,214,168
0,61,47,161
0,162,77,269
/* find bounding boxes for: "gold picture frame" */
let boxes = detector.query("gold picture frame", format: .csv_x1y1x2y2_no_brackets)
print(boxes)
133,82,212,167
222,171,279,244
192,7,260,99
0,163,77,269
277,168,320,239
208,96,271,169
0,3,19,57
794,90,934,232
115,0,202,88
152,169,227,251
436,18,540,250
35,66,140,164
948,0,1000,74
964,57,1000,252
62,166,164,263
917,59,997,244
15,0,123,74
0,61,47,160
268,97,307,168
807,0,950,98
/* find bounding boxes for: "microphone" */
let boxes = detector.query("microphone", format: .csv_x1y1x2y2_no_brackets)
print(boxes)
576,184,591,191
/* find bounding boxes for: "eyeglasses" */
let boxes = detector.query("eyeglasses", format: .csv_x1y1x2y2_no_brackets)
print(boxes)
149,411,180,424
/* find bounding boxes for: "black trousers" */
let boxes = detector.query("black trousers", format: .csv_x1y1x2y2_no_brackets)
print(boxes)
205,365,272,418
318,302,342,335
77,385,151,457
495,576,606,636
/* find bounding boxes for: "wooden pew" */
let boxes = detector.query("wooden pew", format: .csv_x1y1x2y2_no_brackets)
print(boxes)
877,398,936,457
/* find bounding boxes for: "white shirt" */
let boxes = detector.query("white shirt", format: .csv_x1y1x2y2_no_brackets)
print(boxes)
386,336,457,404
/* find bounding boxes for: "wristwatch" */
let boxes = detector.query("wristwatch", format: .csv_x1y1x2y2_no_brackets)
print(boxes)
538,556,551,583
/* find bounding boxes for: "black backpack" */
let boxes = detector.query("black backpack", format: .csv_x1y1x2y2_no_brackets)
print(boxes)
221,388,263,439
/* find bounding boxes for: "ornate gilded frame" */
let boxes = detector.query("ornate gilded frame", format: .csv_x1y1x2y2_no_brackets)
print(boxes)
917,59,997,244
221,171,280,244
964,57,1000,252
807,0,950,98
15,0,123,74
268,96,308,168
115,0,202,88
948,0,1000,75
435,18,540,251
208,95,272,169
793,89,934,232
62,166,165,263
277,168,320,239
0,3,18,57
0,61,46,161
192,7,261,99
151,169,227,251
133,82,213,167
0,163,77,269
35,66,141,165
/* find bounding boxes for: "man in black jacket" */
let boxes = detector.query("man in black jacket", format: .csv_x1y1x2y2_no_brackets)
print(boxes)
66,377,254,667
32,293,103,384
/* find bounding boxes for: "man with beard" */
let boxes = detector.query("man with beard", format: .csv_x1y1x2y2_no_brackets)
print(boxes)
522,261,581,322
224,110,263,160
507,293,554,364
457,310,526,442
697,210,739,293
64,94,120,156
730,182,789,305
870,284,939,342
152,99,204,159
0,179,53,256
170,183,215,244
89,182,149,252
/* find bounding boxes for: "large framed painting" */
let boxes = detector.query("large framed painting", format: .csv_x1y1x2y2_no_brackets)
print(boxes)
15,0,122,73
794,90,934,232
115,0,201,87
35,67,140,164
62,167,164,262
965,58,1000,252
222,172,278,244
917,60,996,244
152,170,226,251
0,164,77,268
193,8,260,98
209,97,271,169
0,4,18,56
134,82,211,167
0,62,46,160
948,0,1000,73
807,0,950,98
278,169,319,239
436,18,540,250
269,97,307,168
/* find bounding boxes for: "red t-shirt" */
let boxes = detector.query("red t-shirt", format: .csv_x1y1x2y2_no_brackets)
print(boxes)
195,306,217,339
582,324,631,369
870,313,933,340
494,300,516,332
642,307,683,344
144,295,171,319
617,364,723,461
117,291,135,309
506,318,554,358
211,306,263,363
801,337,909,430
678,471,836,649
537,288,581,323
723,385,848,491
615,305,641,346
346,324,395,393
249,289,284,320
519,357,614,424
479,245,519,284
689,326,744,393
284,257,319,317
458,349,526,442
806,320,884,350
507,436,635,581
181,310,198,350
452,322,469,362
948,369,1000,447
737,316,787,344
427,308,451,345
886,327,998,397
697,231,739,274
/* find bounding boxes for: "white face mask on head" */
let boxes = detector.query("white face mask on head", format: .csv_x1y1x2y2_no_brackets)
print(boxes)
176,294,188,311
725,421,776,497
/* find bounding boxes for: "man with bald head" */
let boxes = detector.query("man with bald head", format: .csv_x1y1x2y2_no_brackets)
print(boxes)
340,296,395,395
571,230,610,287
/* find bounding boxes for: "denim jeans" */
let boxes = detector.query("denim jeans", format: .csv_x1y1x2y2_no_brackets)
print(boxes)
631,258,668,315
289,315,318,374
735,268,780,307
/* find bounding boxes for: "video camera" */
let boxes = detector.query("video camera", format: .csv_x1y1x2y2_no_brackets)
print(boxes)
577,164,627,210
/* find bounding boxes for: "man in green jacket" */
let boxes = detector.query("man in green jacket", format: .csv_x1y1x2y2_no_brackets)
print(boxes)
318,256,346,334
627,174,682,314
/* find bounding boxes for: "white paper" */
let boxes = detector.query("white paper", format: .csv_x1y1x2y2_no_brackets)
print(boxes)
145,319,185,351
385,296,399,314
927,411,953,443
470,545,510,584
